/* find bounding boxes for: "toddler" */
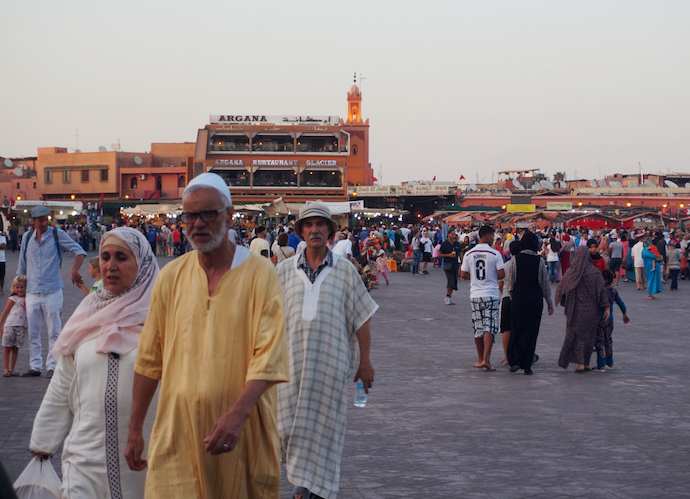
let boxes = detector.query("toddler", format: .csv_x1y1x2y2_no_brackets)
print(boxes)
594,270,630,371
1,275,28,377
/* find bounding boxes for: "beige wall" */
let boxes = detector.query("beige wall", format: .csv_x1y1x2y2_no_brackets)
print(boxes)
37,151,119,197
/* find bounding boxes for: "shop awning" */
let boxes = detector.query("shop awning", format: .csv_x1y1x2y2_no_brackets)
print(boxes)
12,200,83,212
122,204,182,216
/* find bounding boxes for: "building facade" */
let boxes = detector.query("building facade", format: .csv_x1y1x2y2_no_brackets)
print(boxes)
32,144,193,204
195,84,373,203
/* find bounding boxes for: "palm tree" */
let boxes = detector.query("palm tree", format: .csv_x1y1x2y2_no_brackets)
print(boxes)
553,172,566,182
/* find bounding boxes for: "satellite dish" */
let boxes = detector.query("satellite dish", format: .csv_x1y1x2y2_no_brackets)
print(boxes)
512,179,521,189
518,185,525,190
667,192,674,197
628,180,637,187
3,159,12,168
611,181,622,188
14,168,23,176
685,182,690,188
75,149,82,153
589,179,597,187
559,181,567,189
134,156,143,165
599,180,608,188
644,179,655,187
594,190,601,196
665,180,678,188
533,183,542,190
541,180,555,190
98,146,107,152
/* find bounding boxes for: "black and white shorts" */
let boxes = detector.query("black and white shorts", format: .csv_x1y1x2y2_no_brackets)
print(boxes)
471,297,500,338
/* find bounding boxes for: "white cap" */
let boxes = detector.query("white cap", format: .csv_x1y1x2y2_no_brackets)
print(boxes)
183,173,232,204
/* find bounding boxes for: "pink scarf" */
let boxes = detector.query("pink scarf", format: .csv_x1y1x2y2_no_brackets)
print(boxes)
52,227,160,359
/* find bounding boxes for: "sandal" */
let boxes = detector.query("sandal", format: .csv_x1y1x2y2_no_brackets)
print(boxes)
10,370,19,376
293,486,311,499
3,370,11,377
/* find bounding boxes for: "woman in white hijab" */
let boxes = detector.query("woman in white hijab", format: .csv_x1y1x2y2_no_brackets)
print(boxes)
28,227,159,499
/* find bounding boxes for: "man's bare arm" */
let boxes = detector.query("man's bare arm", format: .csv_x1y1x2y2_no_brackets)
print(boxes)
354,321,374,393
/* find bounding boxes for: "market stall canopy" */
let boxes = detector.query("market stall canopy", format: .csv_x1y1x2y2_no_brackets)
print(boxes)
235,197,289,215
12,200,83,212
442,212,486,224
122,204,181,216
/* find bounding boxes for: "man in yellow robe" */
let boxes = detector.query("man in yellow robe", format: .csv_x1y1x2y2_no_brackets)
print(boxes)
125,173,289,498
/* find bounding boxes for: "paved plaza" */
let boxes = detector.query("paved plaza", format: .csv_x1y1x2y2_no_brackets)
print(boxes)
1,250,689,498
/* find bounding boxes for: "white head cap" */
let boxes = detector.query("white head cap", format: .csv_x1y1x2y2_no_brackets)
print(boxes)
183,173,232,205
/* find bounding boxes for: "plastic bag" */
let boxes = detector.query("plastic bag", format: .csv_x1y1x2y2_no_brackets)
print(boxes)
13,457,61,499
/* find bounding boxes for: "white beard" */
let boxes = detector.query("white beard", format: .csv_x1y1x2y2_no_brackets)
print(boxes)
189,219,228,254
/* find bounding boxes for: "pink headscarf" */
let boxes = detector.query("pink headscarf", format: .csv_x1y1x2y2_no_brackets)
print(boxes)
52,227,160,359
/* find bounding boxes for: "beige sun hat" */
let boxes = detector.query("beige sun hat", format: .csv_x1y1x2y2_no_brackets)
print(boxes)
294,201,338,237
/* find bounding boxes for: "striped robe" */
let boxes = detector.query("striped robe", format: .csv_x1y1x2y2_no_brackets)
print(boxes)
277,254,378,499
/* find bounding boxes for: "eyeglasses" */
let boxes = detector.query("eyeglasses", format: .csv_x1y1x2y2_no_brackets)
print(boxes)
180,207,228,224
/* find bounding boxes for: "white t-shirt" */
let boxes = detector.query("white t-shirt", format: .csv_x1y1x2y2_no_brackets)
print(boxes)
460,243,504,299
420,237,432,253
631,241,645,268
249,237,270,256
0,235,6,263
401,228,411,244
296,240,307,255
332,239,353,257
228,228,238,244
546,245,560,262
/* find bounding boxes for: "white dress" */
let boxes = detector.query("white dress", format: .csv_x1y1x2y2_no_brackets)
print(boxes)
29,338,158,499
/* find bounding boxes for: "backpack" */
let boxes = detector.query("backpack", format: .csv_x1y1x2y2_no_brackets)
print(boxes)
21,227,62,269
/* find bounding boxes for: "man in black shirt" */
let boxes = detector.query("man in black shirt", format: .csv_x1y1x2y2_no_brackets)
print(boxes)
438,231,463,305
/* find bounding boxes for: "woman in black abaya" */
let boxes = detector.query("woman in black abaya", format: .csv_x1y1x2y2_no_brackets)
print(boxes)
506,231,554,374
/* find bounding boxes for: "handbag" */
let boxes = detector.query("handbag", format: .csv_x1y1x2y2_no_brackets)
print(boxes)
13,457,61,499
621,260,632,271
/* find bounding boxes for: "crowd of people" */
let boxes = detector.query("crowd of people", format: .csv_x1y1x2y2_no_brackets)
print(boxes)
2,187,687,497
2,175,377,499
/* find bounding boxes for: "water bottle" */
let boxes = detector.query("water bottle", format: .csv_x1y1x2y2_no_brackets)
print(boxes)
354,381,367,408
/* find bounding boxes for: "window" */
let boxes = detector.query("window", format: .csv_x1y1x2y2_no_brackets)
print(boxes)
252,134,294,152
33,182,36,189
253,170,298,187
178,175,186,188
299,170,342,187
100,169,108,181
45,171,53,183
63,171,71,183
296,135,338,153
81,170,89,182
209,134,250,152
16,182,19,189
130,177,138,189
217,170,250,186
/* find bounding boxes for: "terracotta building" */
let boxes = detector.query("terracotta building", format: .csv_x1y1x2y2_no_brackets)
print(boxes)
32,144,193,204
194,84,373,203
0,156,40,203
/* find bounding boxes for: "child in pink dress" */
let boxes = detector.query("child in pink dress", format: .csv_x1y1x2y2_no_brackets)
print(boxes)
374,243,390,285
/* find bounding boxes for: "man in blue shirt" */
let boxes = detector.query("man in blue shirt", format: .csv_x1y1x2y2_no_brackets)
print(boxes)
17,206,87,378
287,227,300,251
147,226,158,254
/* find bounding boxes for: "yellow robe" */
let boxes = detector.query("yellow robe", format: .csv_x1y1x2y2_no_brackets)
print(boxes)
135,249,289,499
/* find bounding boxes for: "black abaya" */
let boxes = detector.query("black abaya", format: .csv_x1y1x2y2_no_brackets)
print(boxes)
507,252,544,370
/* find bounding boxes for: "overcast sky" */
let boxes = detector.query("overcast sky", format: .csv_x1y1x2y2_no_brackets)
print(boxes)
2,0,688,184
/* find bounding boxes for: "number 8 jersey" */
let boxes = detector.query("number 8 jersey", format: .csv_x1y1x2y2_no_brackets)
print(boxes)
460,243,505,299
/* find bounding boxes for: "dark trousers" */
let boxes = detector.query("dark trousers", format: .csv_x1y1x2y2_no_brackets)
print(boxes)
670,269,680,290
